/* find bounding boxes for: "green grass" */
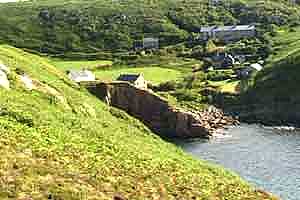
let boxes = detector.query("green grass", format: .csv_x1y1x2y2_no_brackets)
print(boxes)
51,60,113,71
208,80,240,94
0,45,278,199
95,67,182,85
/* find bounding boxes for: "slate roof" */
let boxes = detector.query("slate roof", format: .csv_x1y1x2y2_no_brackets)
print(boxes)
143,37,159,43
200,25,255,32
117,74,141,82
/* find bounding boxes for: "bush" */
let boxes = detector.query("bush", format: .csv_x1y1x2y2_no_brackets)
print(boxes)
206,70,232,81
156,81,177,91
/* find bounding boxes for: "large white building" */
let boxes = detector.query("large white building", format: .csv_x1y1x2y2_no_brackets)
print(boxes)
142,37,159,49
200,25,256,42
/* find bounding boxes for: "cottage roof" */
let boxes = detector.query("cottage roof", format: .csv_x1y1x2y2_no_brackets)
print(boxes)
143,37,159,43
117,74,141,82
211,52,226,62
200,25,255,32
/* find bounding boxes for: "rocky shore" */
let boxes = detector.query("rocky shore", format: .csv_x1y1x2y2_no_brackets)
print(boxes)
88,82,239,138
187,107,240,136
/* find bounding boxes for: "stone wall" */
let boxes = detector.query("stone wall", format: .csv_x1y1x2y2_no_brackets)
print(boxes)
87,82,236,138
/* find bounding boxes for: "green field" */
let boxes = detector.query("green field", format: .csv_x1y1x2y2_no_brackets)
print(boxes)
208,80,240,94
52,60,113,71
95,67,182,85
0,45,278,199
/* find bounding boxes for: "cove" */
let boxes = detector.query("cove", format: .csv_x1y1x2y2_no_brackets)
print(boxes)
175,124,300,200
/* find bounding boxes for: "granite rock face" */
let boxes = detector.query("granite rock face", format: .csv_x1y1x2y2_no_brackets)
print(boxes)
88,82,237,138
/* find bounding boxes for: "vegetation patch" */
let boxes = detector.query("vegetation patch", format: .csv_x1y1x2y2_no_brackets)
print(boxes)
95,67,182,85
0,0,299,55
51,60,113,71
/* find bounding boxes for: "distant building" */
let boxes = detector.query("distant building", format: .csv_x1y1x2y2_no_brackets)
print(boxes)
234,55,247,64
142,37,159,49
133,41,143,50
249,63,263,71
68,70,96,83
289,0,297,5
209,0,223,6
199,25,256,42
133,37,159,51
237,63,263,79
205,52,235,69
117,74,147,89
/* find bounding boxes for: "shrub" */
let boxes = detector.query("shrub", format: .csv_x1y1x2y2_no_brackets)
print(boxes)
156,81,177,91
206,70,232,81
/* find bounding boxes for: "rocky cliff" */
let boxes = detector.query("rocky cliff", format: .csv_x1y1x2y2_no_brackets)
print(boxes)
88,82,237,138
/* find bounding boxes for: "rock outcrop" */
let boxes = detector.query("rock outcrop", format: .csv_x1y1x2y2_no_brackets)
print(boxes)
88,82,238,138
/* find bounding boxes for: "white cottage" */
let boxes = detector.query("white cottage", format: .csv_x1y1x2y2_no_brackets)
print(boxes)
68,70,96,83
117,74,147,89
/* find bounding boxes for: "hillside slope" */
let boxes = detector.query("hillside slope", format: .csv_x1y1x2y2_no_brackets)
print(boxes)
0,45,278,199
236,27,300,124
0,0,299,54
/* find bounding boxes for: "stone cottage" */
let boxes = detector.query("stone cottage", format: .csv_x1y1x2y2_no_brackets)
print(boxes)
204,52,235,69
117,74,147,89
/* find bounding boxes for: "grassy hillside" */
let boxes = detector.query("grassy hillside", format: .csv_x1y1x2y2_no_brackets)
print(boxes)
52,59,113,71
0,0,299,55
0,45,278,199
230,27,300,124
